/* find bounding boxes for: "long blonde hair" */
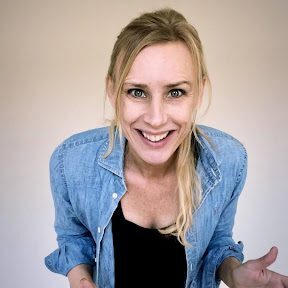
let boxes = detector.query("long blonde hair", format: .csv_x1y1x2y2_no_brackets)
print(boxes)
106,8,210,245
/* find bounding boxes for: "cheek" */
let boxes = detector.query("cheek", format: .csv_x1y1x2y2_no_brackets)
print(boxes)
172,105,194,126
120,100,142,125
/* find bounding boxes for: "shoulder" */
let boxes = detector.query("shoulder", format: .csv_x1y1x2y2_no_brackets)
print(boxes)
197,125,247,158
59,126,109,147
197,125,247,184
49,126,110,169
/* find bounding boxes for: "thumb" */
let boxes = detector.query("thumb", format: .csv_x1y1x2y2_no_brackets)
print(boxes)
79,278,95,288
256,246,278,269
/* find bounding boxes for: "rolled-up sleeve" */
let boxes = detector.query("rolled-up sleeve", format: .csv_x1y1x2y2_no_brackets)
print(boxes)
44,145,96,276
201,147,247,287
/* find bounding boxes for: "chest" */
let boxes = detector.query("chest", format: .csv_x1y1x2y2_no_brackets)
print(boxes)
121,171,179,229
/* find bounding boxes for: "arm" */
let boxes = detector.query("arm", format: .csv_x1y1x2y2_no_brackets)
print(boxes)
217,257,241,286
214,149,288,287
45,145,96,281
199,144,247,287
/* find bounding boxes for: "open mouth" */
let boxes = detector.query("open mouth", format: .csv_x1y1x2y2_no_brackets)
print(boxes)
137,130,172,143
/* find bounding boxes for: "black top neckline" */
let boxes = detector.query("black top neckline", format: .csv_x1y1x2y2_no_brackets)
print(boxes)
112,201,187,288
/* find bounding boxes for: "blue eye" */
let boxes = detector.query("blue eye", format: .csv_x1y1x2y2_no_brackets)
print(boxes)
169,89,185,98
128,89,146,98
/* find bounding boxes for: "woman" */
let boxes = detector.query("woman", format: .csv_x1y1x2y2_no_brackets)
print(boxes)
45,8,288,288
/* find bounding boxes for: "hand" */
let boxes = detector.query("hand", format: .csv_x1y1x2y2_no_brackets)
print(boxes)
232,246,288,287
79,278,97,288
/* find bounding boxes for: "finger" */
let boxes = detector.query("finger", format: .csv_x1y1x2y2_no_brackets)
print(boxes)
256,246,278,269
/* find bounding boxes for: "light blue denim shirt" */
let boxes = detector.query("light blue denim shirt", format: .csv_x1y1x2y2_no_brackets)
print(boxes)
45,125,247,288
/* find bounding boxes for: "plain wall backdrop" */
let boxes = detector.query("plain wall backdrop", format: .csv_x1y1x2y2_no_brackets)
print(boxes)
1,0,287,287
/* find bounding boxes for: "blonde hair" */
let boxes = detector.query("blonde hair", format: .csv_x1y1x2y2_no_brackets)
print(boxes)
106,8,210,245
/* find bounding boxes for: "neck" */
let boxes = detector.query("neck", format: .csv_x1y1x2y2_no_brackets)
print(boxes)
125,146,177,179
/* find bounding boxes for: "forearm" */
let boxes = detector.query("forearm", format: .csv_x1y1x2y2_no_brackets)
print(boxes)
67,264,93,288
217,257,241,287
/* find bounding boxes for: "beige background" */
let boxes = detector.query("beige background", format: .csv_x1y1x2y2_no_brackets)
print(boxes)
1,0,287,287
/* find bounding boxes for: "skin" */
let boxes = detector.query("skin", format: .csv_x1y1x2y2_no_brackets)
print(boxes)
68,42,288,287
219,247,288,287
109,41,199,177
108,41,199,229
67,264,96,288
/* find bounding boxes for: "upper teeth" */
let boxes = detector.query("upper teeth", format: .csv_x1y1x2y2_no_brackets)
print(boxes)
142,131,169,142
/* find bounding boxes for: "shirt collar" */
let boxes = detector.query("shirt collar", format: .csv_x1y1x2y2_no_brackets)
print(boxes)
197,128,222,185
97,126,221,185
98,129,126,178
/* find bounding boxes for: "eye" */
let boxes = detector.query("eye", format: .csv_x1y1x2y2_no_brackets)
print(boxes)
168,89,185,98
127,88,146,98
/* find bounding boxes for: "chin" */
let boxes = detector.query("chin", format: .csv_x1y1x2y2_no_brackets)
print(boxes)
140,151,175,166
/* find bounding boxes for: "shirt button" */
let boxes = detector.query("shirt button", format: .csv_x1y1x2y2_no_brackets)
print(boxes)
112,193,118,199
97,227,101,233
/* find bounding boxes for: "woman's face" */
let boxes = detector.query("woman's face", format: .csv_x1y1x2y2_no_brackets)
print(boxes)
112,41,199,167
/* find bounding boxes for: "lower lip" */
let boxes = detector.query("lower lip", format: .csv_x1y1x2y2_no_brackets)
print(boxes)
137,130,174,148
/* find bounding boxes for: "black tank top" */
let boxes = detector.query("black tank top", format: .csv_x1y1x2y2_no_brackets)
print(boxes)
112,202,187,288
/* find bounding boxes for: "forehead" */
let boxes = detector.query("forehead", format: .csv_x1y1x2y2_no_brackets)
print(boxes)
125,41,194,83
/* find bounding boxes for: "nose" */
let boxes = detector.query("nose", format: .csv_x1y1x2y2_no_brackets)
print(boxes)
143,97,167,128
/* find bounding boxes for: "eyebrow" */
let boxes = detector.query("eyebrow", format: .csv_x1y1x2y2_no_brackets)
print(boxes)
166,81,192,88
123,83,148,89
123,81,192,89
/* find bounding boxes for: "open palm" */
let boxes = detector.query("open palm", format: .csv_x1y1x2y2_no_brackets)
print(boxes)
232,247,288,287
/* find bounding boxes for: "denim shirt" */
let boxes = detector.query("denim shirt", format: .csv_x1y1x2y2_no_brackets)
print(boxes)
45,125,247,288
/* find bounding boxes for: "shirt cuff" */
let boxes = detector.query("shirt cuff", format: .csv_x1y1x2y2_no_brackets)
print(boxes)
45,237,96,276
202,241,244,287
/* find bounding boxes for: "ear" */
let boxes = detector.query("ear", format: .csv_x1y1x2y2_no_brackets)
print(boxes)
106,76,116,109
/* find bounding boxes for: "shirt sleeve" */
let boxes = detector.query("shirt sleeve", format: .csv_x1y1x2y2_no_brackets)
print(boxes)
44,144,96,276
200,147,247,287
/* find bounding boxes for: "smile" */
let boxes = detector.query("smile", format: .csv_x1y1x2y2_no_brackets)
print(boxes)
141,131,169,142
